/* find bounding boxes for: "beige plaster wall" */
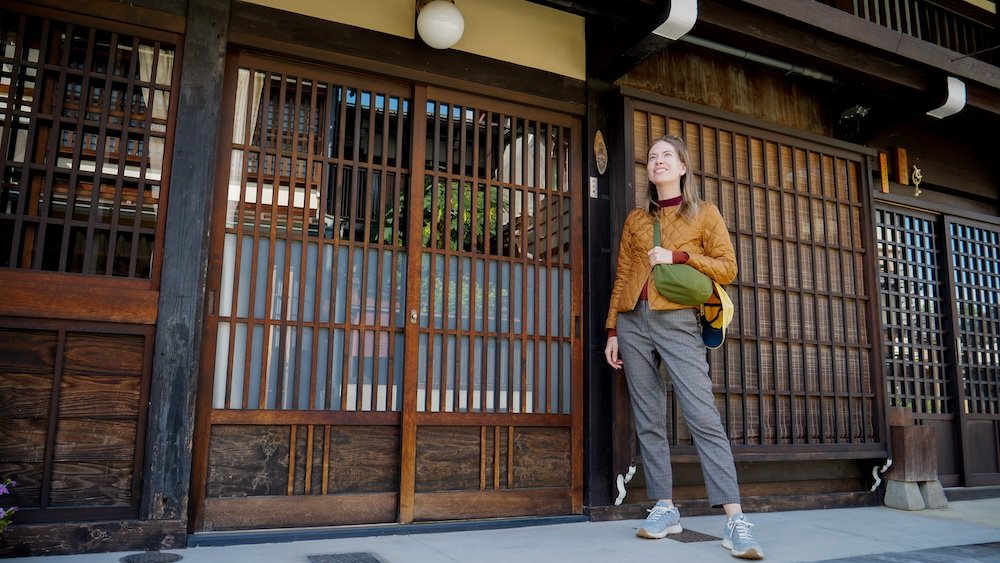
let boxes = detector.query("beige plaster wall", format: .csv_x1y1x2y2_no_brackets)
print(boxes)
240,0,585,79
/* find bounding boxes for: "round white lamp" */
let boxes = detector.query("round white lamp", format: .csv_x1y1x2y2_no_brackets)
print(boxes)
417,0,465,49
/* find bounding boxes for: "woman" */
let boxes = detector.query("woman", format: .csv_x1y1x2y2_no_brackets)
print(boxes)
604,135,763,560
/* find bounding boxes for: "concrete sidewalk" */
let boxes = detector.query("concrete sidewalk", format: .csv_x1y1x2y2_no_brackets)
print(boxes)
8,498,1000,562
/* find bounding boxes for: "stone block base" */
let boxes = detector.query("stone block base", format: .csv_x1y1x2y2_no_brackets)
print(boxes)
919,480,949,509
884,480,925,510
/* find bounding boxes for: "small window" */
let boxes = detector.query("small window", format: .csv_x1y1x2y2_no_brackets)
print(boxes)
0,11,177,278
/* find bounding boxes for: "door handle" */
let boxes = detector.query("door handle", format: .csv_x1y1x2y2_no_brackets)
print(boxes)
410,309,418,324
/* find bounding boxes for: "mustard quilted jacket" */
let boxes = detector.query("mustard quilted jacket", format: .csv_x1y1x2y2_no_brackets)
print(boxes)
606,203,737,330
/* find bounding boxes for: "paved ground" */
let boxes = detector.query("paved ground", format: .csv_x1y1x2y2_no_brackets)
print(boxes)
8,498,1000,562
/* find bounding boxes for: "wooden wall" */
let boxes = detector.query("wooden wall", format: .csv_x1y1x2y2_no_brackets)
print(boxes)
0,325,151,519
617,42,832,137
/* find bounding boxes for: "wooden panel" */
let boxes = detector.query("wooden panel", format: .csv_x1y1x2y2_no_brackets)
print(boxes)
922,418,959,477
512,427,571,488
0,518,185,557
0,462,41,508
58,374,141,418
53,419,137,461
208,424,401,498
0,373,53,418
886,425,938,481
412,489,572,521
202,493,397,531
49,461,134,506
619,44,830,136
965,420,1000,475
623,459,872,505
328,426,400,494
0,329,56,374
206,425,290,497
415,426,483,492
0,418,48,462
62,333,145,377
672,477,863,500
0,272,158,325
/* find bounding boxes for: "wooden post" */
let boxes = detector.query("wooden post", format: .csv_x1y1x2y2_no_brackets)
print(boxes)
141,0,231,522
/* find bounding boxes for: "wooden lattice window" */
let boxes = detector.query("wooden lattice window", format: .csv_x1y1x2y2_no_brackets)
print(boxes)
0,10,177,278
212,59,411,411
629,99,879,449
416,93,575,415
949,219,1000,416
876,207,951,415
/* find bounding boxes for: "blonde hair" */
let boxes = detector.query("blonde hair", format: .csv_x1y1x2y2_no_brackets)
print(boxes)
646,134,700,221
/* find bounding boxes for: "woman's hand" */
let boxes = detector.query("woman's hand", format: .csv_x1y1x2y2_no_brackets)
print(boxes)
648,246,674,265
605,336,623,370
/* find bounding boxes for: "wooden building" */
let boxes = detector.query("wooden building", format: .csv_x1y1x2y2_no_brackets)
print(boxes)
0,0,997,555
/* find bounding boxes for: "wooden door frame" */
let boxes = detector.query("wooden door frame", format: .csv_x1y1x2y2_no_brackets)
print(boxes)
190,51,585,532
399,85,585,522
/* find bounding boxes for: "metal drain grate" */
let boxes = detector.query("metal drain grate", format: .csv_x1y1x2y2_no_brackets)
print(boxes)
119,553,183,563
667,530,721,543
308,553,385,563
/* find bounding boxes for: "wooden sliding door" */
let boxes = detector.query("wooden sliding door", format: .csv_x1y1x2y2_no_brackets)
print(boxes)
192,53,582,531
403,86,583,522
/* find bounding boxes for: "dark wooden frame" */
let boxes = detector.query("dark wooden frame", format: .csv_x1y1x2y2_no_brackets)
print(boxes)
189,47,585,531
873,186,1000,488
141,0,229,524
0,317,154,523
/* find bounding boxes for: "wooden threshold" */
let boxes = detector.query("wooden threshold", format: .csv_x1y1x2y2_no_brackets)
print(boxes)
201,493,398,531
413,488,575,521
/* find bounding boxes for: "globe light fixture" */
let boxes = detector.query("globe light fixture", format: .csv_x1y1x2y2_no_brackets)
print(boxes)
416,0,465,49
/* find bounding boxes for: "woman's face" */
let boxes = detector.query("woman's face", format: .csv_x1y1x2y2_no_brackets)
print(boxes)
646,139,687,188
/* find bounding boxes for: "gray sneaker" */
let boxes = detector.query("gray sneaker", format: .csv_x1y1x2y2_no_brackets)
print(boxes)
722,513,764,559
636,503,682,539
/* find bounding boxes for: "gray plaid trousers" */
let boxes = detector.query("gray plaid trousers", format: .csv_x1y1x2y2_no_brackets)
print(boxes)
616,303,741,507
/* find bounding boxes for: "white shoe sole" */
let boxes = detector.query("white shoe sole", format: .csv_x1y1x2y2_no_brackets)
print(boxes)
722,538,764,559
635,523,683,539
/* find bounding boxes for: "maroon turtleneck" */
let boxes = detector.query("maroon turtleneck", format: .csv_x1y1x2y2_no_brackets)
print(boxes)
608,196,690,338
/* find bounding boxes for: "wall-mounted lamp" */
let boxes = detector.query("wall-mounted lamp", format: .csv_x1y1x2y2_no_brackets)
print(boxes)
417,0,465,50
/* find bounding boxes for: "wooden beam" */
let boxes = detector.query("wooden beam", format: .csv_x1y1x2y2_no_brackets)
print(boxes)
0,270,157,325
585,2,674,81
412,489,574,520
738,0,1000,90
0,519,185,557
202,494,398,531
712,0,1000,91
696,0,932,94
141,0,230,522
229,2,586,115
4,0,186,33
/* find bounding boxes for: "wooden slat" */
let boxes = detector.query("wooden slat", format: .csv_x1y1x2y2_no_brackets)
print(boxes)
58,374,140,418
412,489,573,521
415,426,481,492
327,425,400,494
0,518,185,557
202,493,397,531
52,419,136,461
0,271,157,324
49,460,134,505
210,409,399,426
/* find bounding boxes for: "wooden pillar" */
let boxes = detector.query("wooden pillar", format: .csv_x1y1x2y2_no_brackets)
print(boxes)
141,0,231,521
